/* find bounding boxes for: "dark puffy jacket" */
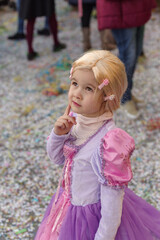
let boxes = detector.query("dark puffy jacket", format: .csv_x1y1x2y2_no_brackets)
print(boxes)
97,0,157,30
69,0,95,6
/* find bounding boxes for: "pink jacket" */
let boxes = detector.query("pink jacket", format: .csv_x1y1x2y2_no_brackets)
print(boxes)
97,0,157,30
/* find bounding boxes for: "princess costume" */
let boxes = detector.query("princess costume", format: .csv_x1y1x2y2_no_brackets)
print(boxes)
35,113,160,240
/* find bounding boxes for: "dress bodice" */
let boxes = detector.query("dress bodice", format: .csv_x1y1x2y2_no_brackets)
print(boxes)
61,121,113,206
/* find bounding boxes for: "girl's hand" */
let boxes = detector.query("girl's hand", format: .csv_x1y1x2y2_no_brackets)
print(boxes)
54,105,76,135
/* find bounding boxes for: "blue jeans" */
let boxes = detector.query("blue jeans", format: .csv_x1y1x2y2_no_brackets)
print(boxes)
45,17,49,30
112,26,144,103
17,0,24,33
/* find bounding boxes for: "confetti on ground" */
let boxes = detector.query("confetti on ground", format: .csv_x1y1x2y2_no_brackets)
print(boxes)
0,1,160,240
143,117,160,131
35,58,69,96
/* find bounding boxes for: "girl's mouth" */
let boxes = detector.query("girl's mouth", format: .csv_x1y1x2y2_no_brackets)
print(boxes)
72,101,81,107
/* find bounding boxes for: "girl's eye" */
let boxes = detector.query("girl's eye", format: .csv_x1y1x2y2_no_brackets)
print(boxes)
71,81,77,86
86,86,93,92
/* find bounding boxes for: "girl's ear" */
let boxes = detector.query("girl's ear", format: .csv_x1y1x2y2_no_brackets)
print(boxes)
103,93,107,102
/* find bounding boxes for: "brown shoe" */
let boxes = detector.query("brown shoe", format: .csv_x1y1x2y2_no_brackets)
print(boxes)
121,100,140,119
82,27,91,52
131,94,145,108
131,94,144,104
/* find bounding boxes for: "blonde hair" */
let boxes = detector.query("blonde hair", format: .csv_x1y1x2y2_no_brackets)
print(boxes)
72,50,127,112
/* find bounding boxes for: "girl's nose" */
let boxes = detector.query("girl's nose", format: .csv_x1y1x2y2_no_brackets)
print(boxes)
74,88,82,99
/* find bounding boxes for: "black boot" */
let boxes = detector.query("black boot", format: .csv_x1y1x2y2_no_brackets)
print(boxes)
8,33,26,40
27,51,39,61
37,28,50,36
53,43,66,52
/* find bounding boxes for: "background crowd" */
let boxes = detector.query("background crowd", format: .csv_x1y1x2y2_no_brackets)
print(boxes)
4,0,157,119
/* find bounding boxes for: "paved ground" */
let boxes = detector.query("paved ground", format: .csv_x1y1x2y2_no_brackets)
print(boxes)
0,1,160,239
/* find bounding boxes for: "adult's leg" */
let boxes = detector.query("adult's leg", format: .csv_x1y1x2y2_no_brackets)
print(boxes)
26,18,39,60
129,25,145,104
81,3,95,51
112,28,137,104
81,3,95,28
49,12,58,45
26,18,36,53
8,0,25,39
37,17,50,36
44,17,50,30
136,25,145,60
17,0,24,34
49,12,66,52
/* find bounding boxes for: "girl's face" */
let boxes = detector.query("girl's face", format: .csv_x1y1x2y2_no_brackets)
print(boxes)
68,69,105,117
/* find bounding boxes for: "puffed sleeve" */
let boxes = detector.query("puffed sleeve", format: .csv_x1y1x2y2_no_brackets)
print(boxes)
46,128,71,165
92,128,135,240
91,128,135,188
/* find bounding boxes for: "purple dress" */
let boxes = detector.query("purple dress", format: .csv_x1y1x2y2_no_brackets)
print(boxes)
35,121,160,240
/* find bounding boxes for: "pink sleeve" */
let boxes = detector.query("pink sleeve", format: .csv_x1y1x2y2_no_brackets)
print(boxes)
100,128,135,188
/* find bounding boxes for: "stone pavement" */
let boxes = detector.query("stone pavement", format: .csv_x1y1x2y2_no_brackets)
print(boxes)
0,1,160,239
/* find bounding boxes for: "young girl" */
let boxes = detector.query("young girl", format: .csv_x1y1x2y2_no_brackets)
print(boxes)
35,50,160,240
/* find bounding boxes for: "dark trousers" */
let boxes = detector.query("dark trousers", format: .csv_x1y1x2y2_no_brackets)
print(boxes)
81,3,95,28
27,12,58,53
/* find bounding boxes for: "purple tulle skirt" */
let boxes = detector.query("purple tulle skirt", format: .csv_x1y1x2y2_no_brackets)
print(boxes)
35,188,160,240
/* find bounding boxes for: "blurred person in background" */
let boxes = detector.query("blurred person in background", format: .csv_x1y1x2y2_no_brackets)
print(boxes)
8,0,26,40
68,0,96,51
0,0,9,7
8,0,51,40
68,0,116,52
97,0,157,119
19,0,66,60
37,18,50,36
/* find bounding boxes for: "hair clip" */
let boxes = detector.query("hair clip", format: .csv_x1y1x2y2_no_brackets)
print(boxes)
104,94,115,101
98,79,109,90
69,67,73,79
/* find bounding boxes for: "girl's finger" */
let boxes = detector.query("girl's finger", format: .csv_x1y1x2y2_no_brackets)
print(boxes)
60,115,76,125
64,104,71,116
55,121,65,128
67,116,76,125
58,119,69,129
